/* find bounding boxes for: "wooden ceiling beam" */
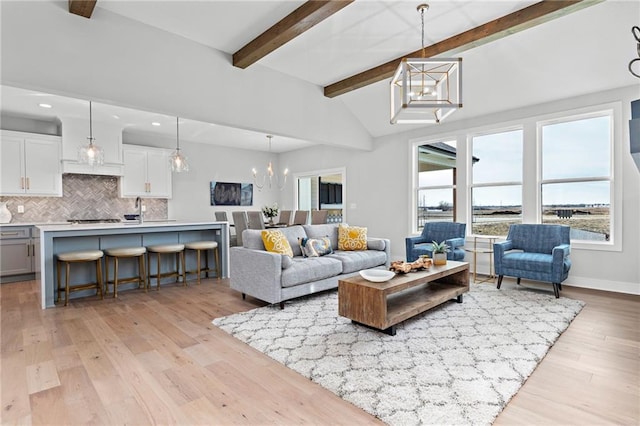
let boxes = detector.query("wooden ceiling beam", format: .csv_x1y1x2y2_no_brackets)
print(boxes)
324,0,602,98
69,0,97,19
233,0,354,69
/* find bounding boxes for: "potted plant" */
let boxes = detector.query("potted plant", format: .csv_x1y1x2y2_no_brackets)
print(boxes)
262,203,279,226
432,240,449,266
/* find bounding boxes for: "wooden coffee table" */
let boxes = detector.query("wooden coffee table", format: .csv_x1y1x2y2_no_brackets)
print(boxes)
338,261,469,335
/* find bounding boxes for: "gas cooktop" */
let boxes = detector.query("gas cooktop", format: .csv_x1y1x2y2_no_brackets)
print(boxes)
67,219,121,224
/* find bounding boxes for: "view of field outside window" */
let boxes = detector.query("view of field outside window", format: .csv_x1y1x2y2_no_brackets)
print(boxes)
471,129,523,236
416,141,456,230
541,114,611,241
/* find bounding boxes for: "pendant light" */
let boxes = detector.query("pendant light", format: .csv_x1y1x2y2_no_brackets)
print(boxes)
390,4,462,124
77,101,105,166
252,135,288,191
170,117,189,173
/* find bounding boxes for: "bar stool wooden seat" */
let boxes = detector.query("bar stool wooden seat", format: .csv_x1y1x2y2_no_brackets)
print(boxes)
56,249,104,306
146,244,185,290
104,246,147,298
184,241,220,284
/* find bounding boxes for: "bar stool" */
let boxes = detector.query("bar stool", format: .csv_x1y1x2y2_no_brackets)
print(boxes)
56,250,104,306
184,241,220,284
104,246,147,298
146,244,186,290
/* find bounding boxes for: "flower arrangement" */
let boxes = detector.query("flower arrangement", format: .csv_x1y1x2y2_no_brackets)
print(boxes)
262,203,279,219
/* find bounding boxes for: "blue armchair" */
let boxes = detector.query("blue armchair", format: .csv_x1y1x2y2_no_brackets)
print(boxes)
494,224,571,298
405,222,466,262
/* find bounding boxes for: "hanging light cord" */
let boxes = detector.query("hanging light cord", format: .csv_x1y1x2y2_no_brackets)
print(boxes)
419,4,429,58
88,101,94,145
176,117,180,151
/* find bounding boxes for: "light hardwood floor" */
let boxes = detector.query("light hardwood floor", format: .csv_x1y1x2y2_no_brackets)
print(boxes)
1,277,638,425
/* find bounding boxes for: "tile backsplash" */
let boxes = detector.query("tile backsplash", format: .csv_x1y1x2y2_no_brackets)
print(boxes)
0,174,167,223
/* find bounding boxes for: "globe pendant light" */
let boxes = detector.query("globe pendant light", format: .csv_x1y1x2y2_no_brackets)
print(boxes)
390,4,462,124
170,117,189,173
77,101,105,166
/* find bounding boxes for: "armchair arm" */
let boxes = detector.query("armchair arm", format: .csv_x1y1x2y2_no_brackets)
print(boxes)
445,237,465,250
493,240,513,275
405,235,428,262
551,244,571,282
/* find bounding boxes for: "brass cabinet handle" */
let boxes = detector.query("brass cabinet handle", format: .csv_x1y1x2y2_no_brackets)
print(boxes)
26,177,30,189
1,232,19,236
32,244,35,256
21,177,24,189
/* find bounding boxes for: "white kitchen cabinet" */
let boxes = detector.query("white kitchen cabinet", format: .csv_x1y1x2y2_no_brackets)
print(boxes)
121,144,172,198
0,130,62,196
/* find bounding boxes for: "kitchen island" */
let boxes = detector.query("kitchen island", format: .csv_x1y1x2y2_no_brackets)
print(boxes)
36,221,229,309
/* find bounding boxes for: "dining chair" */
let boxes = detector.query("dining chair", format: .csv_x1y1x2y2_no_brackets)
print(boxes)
215,211,237,246
278,210,292,226
292,210,309,225
311,210,329,224
231,211,249,246
246,211,265,230
214,211,228,222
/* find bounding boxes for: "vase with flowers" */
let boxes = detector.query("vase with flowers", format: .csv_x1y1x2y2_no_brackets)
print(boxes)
262,203,279,226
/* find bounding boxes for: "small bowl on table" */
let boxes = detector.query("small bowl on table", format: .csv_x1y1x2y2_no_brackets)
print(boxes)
359,269,396,283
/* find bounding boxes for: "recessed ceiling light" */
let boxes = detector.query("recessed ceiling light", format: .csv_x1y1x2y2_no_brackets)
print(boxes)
38,103,52,108
113,115,120,119
151,122,161,126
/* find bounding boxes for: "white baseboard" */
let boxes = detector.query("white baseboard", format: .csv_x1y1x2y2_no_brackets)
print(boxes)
563,275,640,296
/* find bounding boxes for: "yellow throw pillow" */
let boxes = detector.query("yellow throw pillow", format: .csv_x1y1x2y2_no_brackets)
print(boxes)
338,224,368,251
261,230,294,257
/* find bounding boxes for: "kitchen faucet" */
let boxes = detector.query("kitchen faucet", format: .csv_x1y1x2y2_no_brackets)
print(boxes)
135,196,144,224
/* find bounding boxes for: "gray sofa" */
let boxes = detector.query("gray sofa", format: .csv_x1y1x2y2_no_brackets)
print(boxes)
230,224,391,307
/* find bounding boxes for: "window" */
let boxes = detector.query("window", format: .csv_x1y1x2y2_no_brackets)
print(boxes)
540,113,612,242
470,129,523,236
416,141,457,230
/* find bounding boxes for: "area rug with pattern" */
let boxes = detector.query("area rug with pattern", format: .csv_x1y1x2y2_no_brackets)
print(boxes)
213,284,584,425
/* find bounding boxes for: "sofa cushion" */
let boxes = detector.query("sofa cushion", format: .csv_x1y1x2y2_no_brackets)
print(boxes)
299,236,333,257
303,224,340,250
367,238,386,251
338,224,368,251
261,230,294,257
244,226,307,257
281,256,343,288
326,250,388,274
503,252,553,273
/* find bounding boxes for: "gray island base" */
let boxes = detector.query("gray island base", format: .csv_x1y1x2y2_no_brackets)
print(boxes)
37,221,229,309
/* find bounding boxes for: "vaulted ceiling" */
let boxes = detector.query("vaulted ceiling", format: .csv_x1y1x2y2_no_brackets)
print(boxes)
2,0,638,151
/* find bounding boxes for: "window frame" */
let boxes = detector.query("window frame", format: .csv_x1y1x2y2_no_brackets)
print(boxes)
536,105,620,251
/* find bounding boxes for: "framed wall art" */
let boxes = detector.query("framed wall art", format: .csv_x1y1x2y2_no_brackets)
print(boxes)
210,181,253,206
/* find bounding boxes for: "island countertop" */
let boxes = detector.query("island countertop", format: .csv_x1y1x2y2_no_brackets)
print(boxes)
37,221,230,309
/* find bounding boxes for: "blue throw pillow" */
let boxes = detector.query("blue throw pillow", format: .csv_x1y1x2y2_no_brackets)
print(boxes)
299,236,333,258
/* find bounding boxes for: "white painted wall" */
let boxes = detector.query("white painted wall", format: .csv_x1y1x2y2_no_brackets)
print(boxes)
0,1,372,150
281,85,640,294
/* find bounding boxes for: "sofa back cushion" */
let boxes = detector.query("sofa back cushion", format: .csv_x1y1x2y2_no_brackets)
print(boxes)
303,224,340,250
244,225,307,257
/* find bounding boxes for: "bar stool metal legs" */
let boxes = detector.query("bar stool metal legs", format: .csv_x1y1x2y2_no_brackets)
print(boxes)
56,250,104,306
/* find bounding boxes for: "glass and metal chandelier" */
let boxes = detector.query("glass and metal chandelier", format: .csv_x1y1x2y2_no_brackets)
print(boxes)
252,135,288,191
390,4,462,124
169,117,189,173
77,101,105,166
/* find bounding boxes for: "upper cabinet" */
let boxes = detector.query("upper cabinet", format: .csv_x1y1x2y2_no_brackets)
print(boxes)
0,130,62,196
121,144,172,198
59,117,124,176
